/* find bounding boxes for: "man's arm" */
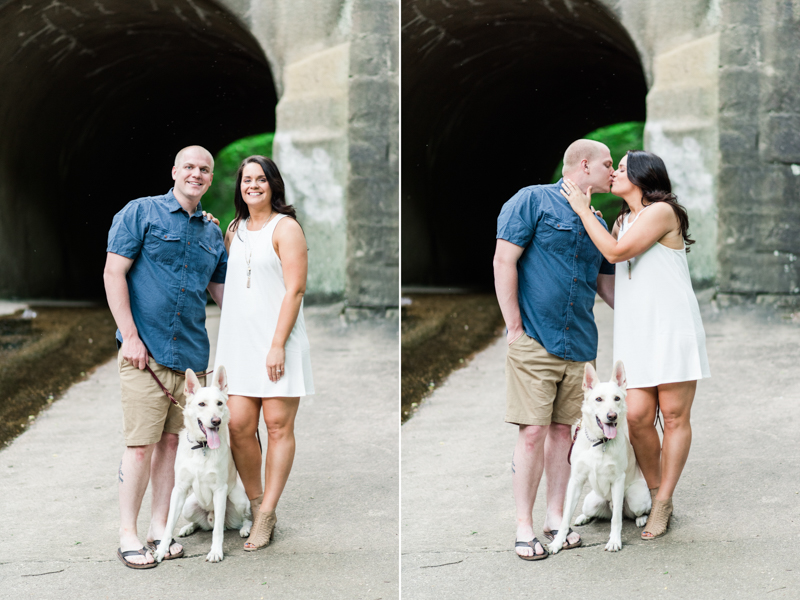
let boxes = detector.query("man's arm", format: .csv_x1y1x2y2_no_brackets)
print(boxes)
493,239,526,344
596,274,615,309
207,282,224,308
103,252,148,370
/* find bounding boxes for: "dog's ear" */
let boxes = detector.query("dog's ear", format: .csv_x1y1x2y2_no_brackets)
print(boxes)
213,365,228,395
185,369,201,397
611,360,627,390
583,363,599,391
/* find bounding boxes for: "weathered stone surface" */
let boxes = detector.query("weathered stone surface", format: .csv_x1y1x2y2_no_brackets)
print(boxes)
346,0,398,308
759,116,800,164
716,0,800,294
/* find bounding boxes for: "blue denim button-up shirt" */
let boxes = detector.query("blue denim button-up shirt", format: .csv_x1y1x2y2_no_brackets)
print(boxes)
107,189,227,372
497,180,614,362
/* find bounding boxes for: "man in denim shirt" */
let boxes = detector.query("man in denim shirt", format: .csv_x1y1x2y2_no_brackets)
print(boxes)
104,146,227,568
494,139,616,560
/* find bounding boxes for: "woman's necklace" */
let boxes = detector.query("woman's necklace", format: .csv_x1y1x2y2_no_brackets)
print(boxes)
243,212,276,288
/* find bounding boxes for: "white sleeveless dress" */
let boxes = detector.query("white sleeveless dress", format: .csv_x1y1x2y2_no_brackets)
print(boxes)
214,214,314,397
613,208,711,388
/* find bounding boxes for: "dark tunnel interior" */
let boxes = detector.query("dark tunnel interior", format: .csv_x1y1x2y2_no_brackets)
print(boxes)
402,0,647,289
0,0,276,300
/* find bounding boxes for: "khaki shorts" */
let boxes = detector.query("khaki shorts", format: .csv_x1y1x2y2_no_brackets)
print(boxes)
118,350,206,446
505,334,593,426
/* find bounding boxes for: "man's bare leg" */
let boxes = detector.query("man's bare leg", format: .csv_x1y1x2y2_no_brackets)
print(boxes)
145,432,182,557
542,422,580,547
512,424,548,558
119,444,155,565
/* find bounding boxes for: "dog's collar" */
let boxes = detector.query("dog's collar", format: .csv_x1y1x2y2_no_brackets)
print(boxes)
187,432,208,454
569,420,609,465
584,425,609,448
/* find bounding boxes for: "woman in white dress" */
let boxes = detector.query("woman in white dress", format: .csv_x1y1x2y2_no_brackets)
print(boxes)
561,150,710,539
214,155,314,551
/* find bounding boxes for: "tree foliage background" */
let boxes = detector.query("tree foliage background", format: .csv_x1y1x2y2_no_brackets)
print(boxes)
550,121,644,228
202,132,274,234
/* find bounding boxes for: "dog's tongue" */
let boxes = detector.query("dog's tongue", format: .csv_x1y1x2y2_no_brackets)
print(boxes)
602,422,617,440
206,428,221,449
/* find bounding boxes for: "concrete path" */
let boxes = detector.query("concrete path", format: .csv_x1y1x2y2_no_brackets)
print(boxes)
402,296,800,599
0,304,398,600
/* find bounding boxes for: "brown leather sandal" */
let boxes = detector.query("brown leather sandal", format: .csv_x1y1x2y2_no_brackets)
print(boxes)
543,528,582,550
515,537,548,561
244,508,277,551
642,497,672,539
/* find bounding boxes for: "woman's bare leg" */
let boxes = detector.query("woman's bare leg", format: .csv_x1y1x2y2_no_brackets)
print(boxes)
654,381,696,502
260,397,301,513
228,395,264,500
626,387,661,490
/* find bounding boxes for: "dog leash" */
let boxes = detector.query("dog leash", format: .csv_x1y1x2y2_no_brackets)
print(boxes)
654,398,665,434
140,353,211,410
140,354,262,452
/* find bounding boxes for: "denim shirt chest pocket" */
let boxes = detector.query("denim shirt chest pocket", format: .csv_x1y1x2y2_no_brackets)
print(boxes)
145,225,182,265
196,238,218,279
536,214,574,252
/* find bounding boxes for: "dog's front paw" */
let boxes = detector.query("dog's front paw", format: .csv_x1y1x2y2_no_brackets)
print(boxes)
239,519,252,538
574,513,592,526
206,548,224,563
604,538,622,552
179,522,198,537
635,514,648,527
547,540,563,555
153,542,168,563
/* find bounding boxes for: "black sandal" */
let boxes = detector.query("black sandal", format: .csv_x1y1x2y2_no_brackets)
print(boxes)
116,547,157,569
515,537,548,561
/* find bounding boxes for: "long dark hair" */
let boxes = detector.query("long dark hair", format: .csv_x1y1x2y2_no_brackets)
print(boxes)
618,150,695,251
229,155,297,233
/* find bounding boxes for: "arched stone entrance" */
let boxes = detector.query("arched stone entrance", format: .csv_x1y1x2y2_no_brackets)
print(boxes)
0,0,277,299
402,1,646,289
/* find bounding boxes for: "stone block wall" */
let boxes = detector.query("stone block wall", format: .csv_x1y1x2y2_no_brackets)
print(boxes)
717,0,800,295
345,0,399,308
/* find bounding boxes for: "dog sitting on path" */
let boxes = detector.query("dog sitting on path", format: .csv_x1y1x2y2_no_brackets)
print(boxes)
154,366,252,563
548,361,651,553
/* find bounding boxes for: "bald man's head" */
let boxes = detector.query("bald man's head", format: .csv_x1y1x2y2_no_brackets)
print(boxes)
171,145,215,205
561,139,614,194
562,139,608,177
174,145,214,172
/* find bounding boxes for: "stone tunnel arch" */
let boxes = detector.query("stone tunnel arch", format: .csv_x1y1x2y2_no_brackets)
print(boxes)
0,0,277,299
402,0,647,290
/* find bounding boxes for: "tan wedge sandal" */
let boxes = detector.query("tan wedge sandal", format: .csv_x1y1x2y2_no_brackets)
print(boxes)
642,497,672,539
244,508,277,551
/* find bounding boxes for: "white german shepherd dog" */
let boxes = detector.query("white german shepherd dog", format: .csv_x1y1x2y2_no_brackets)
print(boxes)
548,361,651,553
154,366,252,563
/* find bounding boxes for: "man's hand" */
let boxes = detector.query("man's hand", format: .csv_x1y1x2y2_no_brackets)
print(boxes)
202,211,220,227
121,334,149,370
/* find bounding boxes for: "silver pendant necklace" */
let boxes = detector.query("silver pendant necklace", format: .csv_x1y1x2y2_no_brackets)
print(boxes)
243,213,275,288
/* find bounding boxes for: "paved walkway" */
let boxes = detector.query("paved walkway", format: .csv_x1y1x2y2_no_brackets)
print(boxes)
402,295,800,599
0,304,398,600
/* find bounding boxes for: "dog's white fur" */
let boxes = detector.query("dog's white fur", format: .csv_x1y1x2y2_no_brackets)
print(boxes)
154,366,252,563
548,361,651,553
